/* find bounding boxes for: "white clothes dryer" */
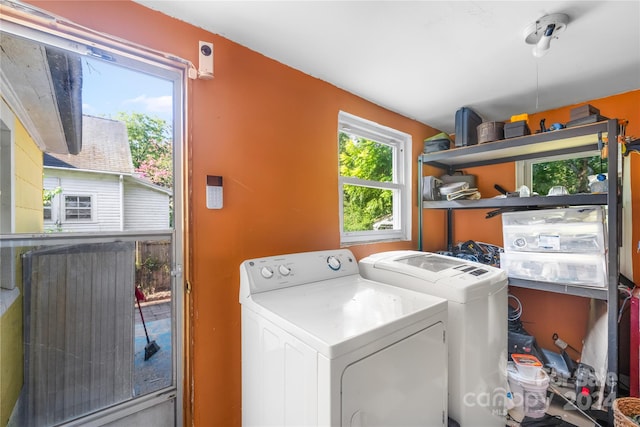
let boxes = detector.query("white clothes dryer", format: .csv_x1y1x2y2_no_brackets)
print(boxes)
359,250,508,427
239,249,448,426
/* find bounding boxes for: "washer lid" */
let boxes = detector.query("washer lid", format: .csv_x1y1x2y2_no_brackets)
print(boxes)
244,275,447,359
359,250,507,303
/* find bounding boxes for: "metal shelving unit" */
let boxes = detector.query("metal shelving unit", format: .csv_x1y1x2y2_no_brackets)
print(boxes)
417,119,620,401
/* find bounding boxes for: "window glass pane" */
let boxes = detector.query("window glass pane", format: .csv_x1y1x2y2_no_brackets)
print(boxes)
342,184,394,232
339,132,393,181
532,155,607,195
65,196,92,220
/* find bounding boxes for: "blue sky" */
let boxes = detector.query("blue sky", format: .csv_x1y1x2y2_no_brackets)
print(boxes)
81,57,173,124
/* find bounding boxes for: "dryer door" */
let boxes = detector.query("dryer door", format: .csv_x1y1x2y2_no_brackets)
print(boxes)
341,322,447,426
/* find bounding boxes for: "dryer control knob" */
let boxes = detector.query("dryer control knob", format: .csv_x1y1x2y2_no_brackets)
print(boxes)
327,256,341,271
260,266,274,279
278,265,291,276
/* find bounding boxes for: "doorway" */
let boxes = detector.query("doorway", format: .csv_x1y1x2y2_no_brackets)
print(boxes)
0,7,185,426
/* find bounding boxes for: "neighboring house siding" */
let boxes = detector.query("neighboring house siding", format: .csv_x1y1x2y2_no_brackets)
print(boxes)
0,295,22,426
14,120,43,233
43,115,170,233
44,170,122,232
123,181,170,230
0,110,37,425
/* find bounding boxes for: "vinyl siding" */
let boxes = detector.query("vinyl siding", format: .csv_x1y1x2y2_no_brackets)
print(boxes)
43,170,121,232
123,180,170,230
14,119,43,233
1,111,32,425
44,171,170,232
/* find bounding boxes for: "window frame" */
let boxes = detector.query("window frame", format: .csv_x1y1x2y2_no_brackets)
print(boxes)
338,111,411,245
43,188,61,228
0,100,16,293
62,193,95,222
43,201,52,221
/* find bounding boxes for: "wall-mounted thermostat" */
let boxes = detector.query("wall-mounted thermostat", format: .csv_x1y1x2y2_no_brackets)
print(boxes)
206,175,223,209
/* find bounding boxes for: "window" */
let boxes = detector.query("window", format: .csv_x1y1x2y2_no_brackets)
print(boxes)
516,151,607,196
338,111,411,244
43,200,51,220
64,195,93,221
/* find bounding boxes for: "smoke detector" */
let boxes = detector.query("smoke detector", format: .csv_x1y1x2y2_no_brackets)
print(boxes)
523,13,569,57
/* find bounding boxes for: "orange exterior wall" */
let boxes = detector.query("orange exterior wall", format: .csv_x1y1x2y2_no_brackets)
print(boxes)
22,2,640,424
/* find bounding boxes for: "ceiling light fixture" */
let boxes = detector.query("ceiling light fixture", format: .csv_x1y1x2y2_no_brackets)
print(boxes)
523,13,569,57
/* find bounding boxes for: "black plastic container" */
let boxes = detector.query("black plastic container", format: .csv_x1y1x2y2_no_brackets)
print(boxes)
424,138,450,153
504,121,531,139
455,107,482,147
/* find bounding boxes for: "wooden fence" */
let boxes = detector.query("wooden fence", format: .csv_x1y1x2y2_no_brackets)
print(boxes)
135,241,171,297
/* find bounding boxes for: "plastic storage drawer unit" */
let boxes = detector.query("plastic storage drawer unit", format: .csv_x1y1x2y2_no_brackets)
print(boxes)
502,206,606,253
501,206,605,226
500,251,607,287
502,225,605,253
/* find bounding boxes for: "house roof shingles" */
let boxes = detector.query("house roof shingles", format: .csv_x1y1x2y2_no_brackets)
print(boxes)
44,115,134,174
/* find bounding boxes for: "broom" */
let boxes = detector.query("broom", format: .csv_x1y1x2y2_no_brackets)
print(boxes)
135,287,160,360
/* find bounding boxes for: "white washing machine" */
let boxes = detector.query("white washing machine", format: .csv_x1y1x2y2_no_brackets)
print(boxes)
239,249,448,426
359,250,508,427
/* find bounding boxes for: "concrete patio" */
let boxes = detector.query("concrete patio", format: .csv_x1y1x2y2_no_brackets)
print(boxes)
134,299,172,396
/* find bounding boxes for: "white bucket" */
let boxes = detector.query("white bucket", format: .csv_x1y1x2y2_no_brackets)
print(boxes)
507,362,550,418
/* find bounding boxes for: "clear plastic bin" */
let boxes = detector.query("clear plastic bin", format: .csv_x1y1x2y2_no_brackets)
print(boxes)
502,223,605,253
502,206,605,227
502,207,606,253
500,251,607,287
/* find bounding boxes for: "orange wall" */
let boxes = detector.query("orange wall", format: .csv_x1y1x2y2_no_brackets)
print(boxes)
26,1,441,425
22,2,640,424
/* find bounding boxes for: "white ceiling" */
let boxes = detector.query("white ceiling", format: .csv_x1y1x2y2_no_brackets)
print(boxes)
135,1,640,134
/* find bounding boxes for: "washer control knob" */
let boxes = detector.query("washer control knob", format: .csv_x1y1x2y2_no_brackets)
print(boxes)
327,256,341,271
260,266,274,279
278,265,291,276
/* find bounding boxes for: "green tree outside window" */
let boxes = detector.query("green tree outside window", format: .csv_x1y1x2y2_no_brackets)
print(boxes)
532,155,607,195
339,132,394,231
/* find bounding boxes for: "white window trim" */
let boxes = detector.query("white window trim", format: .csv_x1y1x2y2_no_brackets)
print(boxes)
43,190,60,228
1,99,17,293
338,111,412,245
43,195,54,221
62,193,97,223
